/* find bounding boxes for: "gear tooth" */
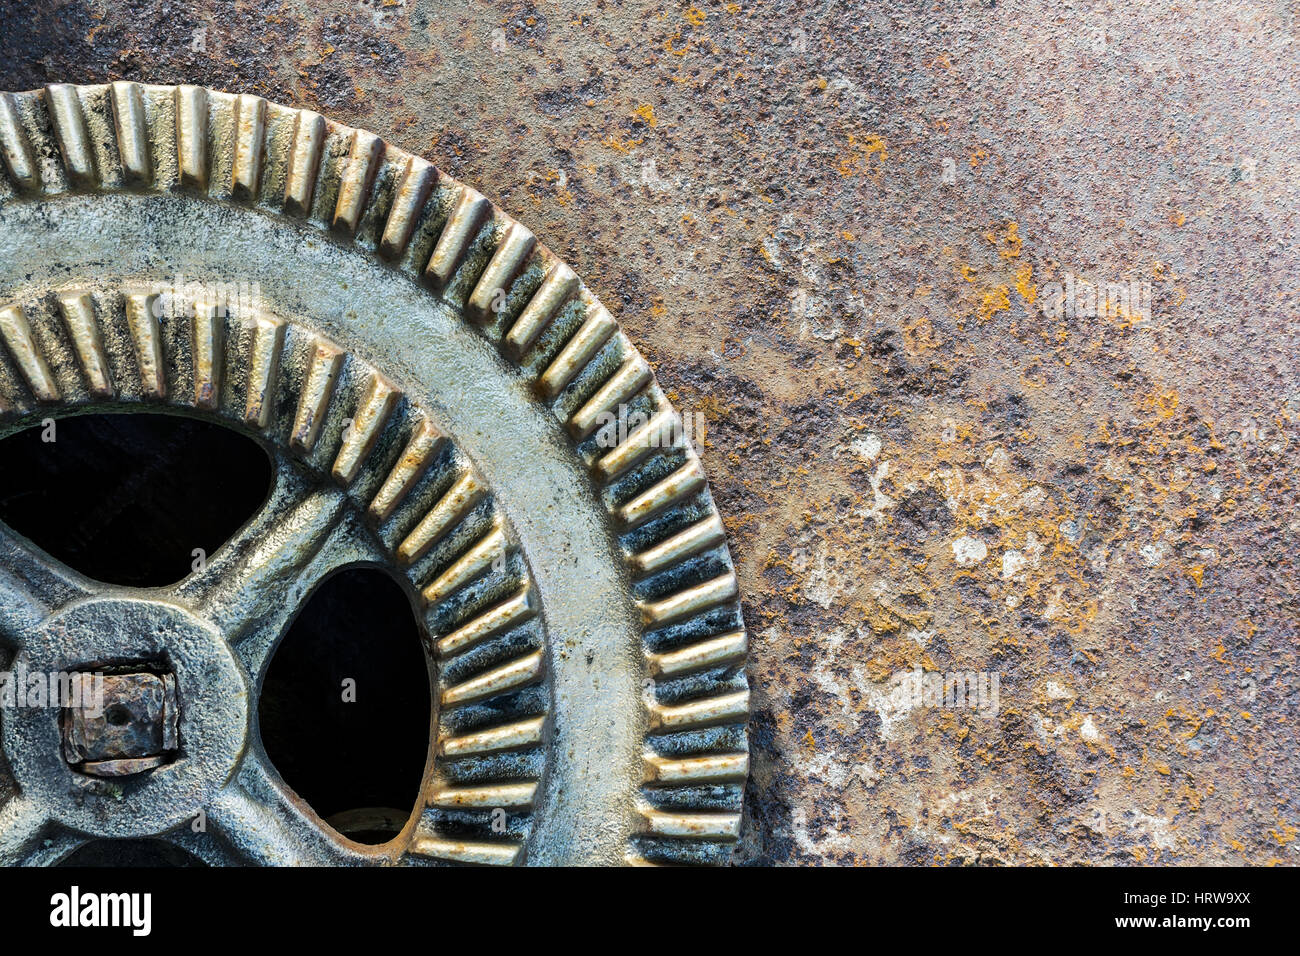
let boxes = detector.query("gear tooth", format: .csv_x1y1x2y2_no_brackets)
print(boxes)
639,572,739,627
647,690,750,733
0,93,39,192
124,293,167,400
174,85,209,191
56,292,113,398
283,109,326,215
332,128,383,234
421,524,509,606
191,298,223,410
0,303,58,403
618,459,706,527
429,781,537,811
231,94,267,200
424,186,490,287
380,156,437,259
438,715,544,759
368,420,444,523
242,314,286,429
290,341,344,452
539,304,617,398
635,807,741,842
648,631,746,678
505,262,578,355
440,648,543,708
466,221,535,322
570,354,653,439
409,837,521,866
435,586,535,659
631,513,726,577
595,408,679,480
397,470,487,566
43,84,96,188
331,374,398,484
109,82,152,185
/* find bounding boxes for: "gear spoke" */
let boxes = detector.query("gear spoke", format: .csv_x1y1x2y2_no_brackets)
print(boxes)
18,825,91,867
206,750,372,866
0,793,53,866
173,469,379,674
159,826,245,867
0,523,95,648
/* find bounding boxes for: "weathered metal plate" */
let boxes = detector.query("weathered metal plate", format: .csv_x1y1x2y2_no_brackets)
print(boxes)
0,83,748,866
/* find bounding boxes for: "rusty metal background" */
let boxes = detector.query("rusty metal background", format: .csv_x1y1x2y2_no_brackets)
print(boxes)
0,0,1296,865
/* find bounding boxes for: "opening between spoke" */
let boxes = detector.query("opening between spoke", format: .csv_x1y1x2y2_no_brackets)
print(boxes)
54,838,207,867
0,413,272,589
208,752,373,866
0,523,93,644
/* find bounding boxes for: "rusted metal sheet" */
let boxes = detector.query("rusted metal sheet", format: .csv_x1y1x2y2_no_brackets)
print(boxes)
0,0,1295,866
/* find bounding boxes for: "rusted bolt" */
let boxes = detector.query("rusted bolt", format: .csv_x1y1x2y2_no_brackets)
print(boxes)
62,671,180,777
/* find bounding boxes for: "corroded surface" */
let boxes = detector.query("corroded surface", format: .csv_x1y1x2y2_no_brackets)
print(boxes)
1,0,1295,865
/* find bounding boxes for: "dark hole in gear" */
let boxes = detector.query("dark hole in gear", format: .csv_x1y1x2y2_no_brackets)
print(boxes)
57,839,207,867
258,567,432,846
0,413,273,587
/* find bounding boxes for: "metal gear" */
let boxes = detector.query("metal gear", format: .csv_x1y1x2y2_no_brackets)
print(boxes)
0,83,749,866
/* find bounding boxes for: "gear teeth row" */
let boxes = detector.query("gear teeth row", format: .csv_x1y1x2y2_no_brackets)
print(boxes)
0,83,747,865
